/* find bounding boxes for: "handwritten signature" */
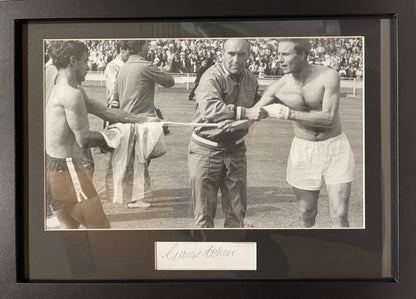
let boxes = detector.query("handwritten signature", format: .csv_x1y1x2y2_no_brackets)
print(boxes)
161,243,235,262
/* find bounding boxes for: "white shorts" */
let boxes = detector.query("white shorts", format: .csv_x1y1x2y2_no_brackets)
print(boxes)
287,132,355,191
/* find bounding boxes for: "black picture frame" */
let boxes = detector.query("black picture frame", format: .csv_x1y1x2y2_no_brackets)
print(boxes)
1,0,414,298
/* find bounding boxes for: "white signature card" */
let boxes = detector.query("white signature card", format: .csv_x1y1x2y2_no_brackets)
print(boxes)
155,242,257,270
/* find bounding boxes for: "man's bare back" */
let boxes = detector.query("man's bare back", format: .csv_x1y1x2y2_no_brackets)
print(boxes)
45,41,111,229
46,83,91,158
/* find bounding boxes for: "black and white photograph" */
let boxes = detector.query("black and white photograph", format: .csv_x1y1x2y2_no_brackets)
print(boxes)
44,36,364,230
5,0,416,293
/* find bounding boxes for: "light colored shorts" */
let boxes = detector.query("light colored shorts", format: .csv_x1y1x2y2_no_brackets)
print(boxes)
287,132,355,191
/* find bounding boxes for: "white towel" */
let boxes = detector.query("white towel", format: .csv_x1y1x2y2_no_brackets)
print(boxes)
105,122,167,204
100,124,125,148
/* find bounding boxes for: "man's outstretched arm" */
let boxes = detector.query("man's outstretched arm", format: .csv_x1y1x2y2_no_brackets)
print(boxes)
79,86,157,123
258,71,341,128
253,79,283,108
64,89,108,149
287,70,340,127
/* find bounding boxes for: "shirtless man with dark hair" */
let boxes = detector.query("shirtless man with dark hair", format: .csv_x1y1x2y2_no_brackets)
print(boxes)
255,39,354,227
46,41,124,229
45,40,159,228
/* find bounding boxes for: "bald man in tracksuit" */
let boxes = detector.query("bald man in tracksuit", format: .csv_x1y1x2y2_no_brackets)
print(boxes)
188,39,266,228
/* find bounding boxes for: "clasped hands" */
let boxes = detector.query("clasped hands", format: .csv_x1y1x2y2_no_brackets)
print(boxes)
220,104,290,132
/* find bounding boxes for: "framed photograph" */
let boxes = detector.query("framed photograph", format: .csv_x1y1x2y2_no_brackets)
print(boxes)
1,0,414,297
44,35,365,231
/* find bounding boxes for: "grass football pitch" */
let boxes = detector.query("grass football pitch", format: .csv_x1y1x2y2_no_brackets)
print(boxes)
84,85,364,229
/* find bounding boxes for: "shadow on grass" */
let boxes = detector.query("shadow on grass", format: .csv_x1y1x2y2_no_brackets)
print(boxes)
106,186,298,223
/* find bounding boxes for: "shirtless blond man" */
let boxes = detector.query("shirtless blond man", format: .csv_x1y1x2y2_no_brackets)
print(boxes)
255,39,354,227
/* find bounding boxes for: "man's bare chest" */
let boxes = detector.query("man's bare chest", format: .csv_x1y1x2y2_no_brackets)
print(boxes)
275,80,325,111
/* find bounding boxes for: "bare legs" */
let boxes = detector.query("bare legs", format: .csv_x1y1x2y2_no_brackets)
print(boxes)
293,182,351,228
293,188,319,227
327,182,351,227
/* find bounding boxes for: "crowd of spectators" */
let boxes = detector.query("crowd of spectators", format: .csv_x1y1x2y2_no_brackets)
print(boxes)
82,38,363,79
